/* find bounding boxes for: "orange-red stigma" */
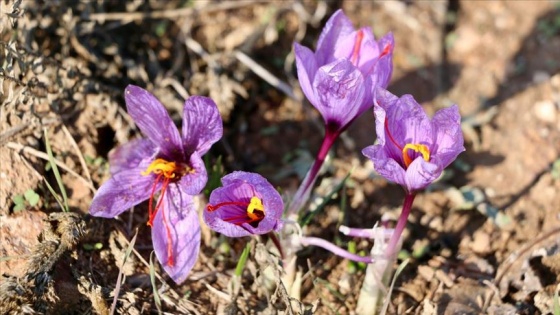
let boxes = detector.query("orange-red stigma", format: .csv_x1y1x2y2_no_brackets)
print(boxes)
142,158,188,267
380,43,392,58
350,29,365,65
384,119,431,169
207,196,265,227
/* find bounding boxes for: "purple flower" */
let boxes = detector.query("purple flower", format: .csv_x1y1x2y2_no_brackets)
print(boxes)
203,171,283,237
294,9,394,133
89,85,223,283
363,88,465,194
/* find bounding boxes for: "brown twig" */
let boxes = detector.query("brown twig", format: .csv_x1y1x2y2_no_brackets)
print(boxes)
88,1,263,23
234,50,297,100
61,124,94,186
109,229,138,315
0,124,28,145
5,141,96,193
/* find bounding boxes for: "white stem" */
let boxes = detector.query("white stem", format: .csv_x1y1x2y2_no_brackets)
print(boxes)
355,227,400,315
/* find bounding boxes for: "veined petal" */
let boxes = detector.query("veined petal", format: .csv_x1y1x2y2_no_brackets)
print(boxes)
374,86,400,111
178,152,207,195
362,144,407,188
373,87,397,144
294,43,320,107
316,9,355,65
89,160,154,218
313,59,365,128
181,96,223,156
371,32,395,89
373,88,404,162
333,27,377,71
109,138,156,175
405,158,440,193
386,94,433,148
431,105,465,168
353,75,374,120
152,185,199,284
124,85,184,161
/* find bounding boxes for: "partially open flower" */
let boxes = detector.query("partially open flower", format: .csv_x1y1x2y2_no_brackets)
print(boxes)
363,88,465,194
287,9,394,216
90,85,223,283
204,172,283,237
294,9,394,133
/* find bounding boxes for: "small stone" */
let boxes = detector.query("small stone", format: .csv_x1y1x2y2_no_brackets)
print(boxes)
533,100,557,123
471,231,491,254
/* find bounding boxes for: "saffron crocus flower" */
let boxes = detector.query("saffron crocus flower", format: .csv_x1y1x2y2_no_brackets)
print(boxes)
203,171,283,237
362,88,465,194
90,85,223,284
294,9,394,133
287,9,394,216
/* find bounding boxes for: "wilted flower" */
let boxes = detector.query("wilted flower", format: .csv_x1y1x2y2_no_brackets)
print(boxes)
90,85,223,283
294,9,394,133
363,88,465,194
204,171,283,237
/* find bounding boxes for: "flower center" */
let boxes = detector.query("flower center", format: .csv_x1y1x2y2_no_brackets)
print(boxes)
141,158,184,179
384,118,431,169
141,158,190,267
402,143,430,168
207,196,266,228
350,29,364,66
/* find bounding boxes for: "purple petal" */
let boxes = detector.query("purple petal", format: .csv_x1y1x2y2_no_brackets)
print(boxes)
370,33,394,89
372,87,397,143
152,185,199,284
90,160,154,218
313,59,366,128
362,144,407,189
385,94,433,150
431,105,465,168
294,43,320,107
204,171,283,237
405,158,440,193
374,86,400,111
124,85,184,161
178,152,207,195
315,9,355,65
181,96,223,156
333,27,378,72
109,138,156,175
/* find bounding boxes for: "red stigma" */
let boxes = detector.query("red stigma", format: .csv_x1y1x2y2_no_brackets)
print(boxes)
143,159,185,267
384,118,403,152
207,201,250,212
380,43,392,58
350,30,365,66
207,197,265,228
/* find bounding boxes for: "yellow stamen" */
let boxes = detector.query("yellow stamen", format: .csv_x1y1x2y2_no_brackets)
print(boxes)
246,196,265,221
142,158,178,179
402,144,430,168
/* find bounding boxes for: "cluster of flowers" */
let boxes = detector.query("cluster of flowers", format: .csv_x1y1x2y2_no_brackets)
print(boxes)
90,9,464,285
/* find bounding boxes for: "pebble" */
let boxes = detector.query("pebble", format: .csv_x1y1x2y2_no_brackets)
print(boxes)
534,100,557,123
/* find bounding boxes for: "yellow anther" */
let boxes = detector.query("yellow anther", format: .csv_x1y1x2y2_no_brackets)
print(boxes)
141,158,178,178
402,144,431,168
247,196,264,220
